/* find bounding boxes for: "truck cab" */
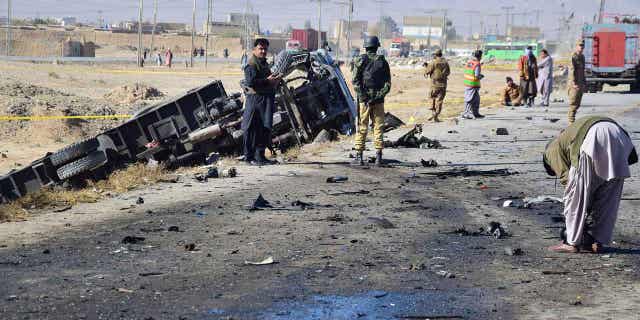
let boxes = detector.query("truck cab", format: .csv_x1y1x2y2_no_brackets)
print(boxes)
583,20,640,93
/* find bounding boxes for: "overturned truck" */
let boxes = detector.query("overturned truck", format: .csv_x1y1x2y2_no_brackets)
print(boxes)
0,50,356,204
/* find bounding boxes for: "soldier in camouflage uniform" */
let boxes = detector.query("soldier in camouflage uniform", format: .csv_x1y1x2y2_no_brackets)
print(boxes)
568,39,586,124
351,36,391,166
424,49,450,122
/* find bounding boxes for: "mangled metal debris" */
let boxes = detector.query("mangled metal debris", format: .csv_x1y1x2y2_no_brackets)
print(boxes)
383,124,443,149
0,49,355,204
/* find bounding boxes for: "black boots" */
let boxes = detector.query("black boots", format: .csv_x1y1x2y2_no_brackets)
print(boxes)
354,151,365,166
375,150,383,167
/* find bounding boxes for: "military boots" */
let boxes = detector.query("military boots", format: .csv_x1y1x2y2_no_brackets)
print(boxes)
375,150,383,167
353,151,365,166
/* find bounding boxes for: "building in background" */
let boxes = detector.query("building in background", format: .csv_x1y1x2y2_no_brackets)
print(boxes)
202,21,244,37
227,13,260,35
402,15,445,48
507,26,542,41
58,17,77,27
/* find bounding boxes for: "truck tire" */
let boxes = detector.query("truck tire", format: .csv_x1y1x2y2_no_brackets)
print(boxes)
50,138,100,167
56,151,108,180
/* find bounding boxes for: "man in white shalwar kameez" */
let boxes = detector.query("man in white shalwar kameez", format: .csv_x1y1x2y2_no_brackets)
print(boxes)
537,49,553,107
543,116,637,253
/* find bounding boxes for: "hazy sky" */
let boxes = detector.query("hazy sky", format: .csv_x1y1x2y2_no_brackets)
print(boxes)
5,0,639,36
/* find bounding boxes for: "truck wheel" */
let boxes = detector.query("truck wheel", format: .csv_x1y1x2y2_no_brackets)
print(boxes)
50,138,100,166
56,151,108,180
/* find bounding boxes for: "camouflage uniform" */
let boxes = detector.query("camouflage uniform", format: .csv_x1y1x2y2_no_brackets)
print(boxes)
424,56,450,122
568,45,586,124
352,52,391,152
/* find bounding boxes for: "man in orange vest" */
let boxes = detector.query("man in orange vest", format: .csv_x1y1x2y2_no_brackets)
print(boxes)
461,50,484,119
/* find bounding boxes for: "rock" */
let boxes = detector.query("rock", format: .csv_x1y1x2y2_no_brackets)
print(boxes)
104,83,165,104
167,226,180,232
136,197,144,204
420,159,438,168
122,236,146,244
496,128,509,135
367,217,396,229
504,247,523,256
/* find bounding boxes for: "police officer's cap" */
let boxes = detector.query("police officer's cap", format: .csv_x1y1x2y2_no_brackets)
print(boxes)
364,36,381,48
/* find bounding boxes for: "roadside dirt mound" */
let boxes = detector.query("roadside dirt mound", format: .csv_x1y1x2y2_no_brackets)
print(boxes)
103,83,165,104
0,78,127,144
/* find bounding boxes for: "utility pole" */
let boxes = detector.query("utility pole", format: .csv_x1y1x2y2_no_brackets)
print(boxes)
347,0,353,60
150,0,158,54
464,10,481,41
442,9,448,54
191,0,196,68
205,0,212,68
372,0,390,44
137,0,143,67
6,0,11,56
310,0,325,50
501,6,514,37
598,0,606,23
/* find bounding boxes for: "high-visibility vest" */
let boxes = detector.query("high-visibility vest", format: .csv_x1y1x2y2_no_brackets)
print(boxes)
464,60,481,88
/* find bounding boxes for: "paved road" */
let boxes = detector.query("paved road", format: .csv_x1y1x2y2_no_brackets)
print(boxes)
1,92,639,319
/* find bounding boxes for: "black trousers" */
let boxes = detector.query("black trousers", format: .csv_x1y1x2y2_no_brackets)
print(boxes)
243,113,271,161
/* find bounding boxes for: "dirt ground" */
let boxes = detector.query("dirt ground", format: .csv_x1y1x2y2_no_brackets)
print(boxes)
1,59,640,319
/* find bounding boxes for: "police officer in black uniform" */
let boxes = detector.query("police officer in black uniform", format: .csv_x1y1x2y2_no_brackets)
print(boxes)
242,38,281,165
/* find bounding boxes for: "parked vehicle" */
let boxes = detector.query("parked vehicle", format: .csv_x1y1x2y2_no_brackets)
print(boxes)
483,42,540,61
389,37,411,58
582,19,640,93
0,50,355,204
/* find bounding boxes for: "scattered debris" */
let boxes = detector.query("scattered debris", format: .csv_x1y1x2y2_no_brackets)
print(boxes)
488,221,506,239
116,288,135,293
184,243,197,251
205,153,220,165
420,159,438,168
167,226,180,232
42,249,51,254
139,272,164,277
383,112,406,132
436,270,455,278
326,176,348,183
545,117,561,123
503,196,562,208
384,125,443,149
244,256,276,265
312,129,339,143
247,194,273,211
447,130,459,134
52,205,73,213
121,236,146,244
504,247,524,256
495,128,509,136
422,168,515,178
372,290,388,298
136,197,144,204
325,190,370,196
325,213,349,222
367,217,396,229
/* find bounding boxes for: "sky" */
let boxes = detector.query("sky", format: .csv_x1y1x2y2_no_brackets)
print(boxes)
4,0,639,37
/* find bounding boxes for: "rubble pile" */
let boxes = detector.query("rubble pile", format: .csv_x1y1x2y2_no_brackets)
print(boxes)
0,79,124,142
103,83,165,104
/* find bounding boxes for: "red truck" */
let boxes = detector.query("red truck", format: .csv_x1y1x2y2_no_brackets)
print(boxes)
291,28,327,51
389,37,410,58
582,18,640,93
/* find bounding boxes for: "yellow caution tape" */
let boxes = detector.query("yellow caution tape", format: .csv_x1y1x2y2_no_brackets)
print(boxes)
94,69,243,76
0,115,132,121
